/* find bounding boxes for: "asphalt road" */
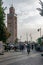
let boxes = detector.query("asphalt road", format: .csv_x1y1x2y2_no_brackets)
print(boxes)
0,50,43,65
8,53,43,65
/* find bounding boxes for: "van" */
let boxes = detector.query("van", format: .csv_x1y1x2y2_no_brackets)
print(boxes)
0,41,4,55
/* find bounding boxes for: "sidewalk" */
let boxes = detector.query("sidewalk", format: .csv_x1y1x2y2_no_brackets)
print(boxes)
0,49,37,59
0,50,23,59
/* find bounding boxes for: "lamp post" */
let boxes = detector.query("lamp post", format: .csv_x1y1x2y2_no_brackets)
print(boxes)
37,28,41,37
20,36,22,42
26,33,28,43
30,33,32,42
40,28,41,37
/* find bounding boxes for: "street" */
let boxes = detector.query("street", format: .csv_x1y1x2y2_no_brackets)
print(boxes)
0,49,43,65
0,0,43,65
8,54,43,65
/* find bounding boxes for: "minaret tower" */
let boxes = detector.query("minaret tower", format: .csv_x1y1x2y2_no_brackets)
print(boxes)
7,5,17,43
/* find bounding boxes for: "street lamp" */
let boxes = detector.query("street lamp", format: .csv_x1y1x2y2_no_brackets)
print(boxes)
29,33,32,42
37,28,41,37
26,33,28,42
20,36,22,42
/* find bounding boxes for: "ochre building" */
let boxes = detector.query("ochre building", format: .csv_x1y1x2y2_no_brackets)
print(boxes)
7,6,17,43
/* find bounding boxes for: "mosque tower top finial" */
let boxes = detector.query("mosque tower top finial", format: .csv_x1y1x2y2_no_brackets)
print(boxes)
11,0,13,7
9,0,15,14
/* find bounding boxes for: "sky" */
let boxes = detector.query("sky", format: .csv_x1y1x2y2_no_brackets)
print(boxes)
3,0,43,41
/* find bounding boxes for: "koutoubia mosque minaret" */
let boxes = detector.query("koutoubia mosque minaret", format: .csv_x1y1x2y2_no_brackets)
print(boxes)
7,5,17,43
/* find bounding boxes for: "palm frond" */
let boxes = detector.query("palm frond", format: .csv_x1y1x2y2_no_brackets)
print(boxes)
39,0,43,6
37,8,42,11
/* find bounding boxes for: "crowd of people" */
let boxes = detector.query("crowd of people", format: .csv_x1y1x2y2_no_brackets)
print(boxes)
4,43,34,54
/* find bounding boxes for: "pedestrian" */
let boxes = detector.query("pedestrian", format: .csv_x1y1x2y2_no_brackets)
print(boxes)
27,44,30,54
31,44,34,50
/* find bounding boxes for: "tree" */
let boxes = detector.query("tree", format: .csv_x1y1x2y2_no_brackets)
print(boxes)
0,0,10,43
37,38,41,44
36,0,43,44
37,0,43,16
37,36,43,44
1,26,11,43
14,38,18,44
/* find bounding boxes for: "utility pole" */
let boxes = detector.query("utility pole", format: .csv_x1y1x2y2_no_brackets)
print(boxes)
26,33,28,43
40,28,41,37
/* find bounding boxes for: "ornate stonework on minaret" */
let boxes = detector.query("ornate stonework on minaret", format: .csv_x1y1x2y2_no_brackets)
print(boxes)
7,6,17,43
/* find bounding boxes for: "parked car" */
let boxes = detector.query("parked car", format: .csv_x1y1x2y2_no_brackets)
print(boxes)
8,43,14,50
14,44,20,51
40,44,43,56
35,44,40,51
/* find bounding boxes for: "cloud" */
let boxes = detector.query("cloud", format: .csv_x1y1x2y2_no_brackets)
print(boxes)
14,0,38,7
3,0,43,41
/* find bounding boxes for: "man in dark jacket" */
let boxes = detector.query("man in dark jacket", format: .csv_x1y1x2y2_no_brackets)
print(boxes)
27,44,30,54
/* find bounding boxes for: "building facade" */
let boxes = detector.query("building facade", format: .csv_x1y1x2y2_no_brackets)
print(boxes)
7,6,17,43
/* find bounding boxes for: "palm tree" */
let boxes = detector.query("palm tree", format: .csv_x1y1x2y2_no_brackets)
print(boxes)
37,0,43,16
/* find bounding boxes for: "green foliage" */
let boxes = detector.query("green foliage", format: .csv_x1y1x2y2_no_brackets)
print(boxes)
37,36,43,44
14,38,18,44
37,38,41,44
37,0,43,16
0,0,10,43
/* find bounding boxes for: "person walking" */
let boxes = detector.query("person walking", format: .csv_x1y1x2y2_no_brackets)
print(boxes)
27,44,30,54
31,44,34,50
